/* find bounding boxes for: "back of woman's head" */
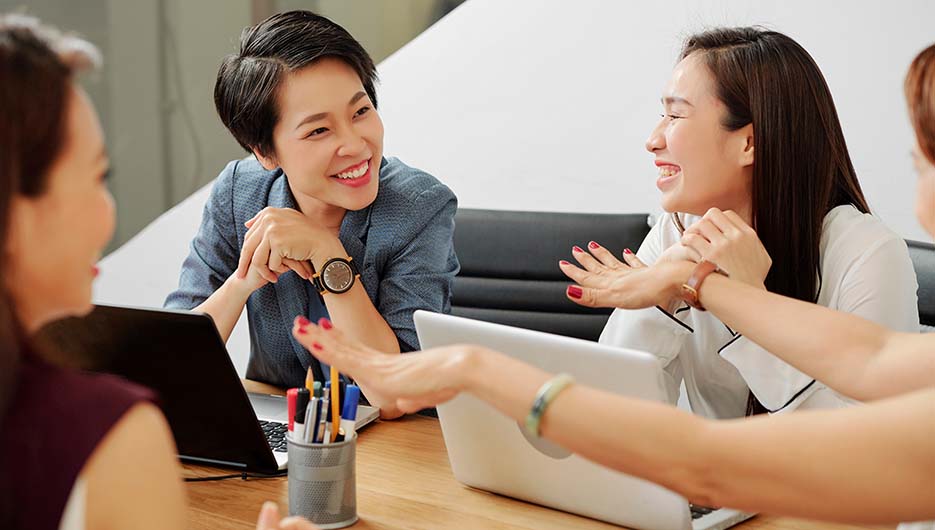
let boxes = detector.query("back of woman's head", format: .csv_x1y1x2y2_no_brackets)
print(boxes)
906,43,935,165
681,27,869,301
0,16,99,523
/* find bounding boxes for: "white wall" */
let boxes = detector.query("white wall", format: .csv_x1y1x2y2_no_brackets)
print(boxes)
376,0,935,242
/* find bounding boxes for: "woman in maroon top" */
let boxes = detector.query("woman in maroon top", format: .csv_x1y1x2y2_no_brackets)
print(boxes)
0,14,315,530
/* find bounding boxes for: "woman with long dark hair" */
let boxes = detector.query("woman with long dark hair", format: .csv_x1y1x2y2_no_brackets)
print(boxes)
570,27,919,417
0,15,316,530
285,34,935,526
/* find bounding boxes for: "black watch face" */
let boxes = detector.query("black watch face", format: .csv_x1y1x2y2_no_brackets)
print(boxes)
322,260,354,293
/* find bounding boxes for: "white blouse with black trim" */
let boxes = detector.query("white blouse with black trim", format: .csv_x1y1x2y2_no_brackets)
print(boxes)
600,205,920,419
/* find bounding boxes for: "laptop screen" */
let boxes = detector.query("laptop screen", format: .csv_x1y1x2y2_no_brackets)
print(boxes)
36,304,279,472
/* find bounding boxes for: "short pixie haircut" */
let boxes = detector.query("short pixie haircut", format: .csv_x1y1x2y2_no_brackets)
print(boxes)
214,10,378,157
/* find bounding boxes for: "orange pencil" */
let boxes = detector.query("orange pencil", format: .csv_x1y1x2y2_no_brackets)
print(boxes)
330,366,340,442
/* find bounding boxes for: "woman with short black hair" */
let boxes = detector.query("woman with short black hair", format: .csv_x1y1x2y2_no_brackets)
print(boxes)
166,11,459,419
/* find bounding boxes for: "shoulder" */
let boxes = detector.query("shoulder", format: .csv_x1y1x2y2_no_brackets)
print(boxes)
374,157,457,211
820,204,909,262
83,402,185,530
208,156,282,212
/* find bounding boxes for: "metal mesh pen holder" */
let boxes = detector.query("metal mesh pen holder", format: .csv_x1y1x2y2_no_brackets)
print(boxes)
287,434,358,529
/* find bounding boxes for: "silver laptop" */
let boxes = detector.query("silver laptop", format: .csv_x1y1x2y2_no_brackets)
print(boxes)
414,310,755,530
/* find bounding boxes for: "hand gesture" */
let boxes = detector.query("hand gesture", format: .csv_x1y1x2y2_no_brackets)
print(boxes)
291,317,467,413
680,208,771,289
559,242,689,310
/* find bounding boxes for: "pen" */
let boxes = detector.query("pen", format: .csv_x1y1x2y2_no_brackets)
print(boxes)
318,395,329,443
336,385,361,443
294,388,309,442
313,381,322,399
330,366,340,442
286,388,298,434
305,366,315,393
304,397,318,443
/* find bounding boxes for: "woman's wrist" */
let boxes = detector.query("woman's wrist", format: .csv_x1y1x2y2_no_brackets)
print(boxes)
223,272,258,302
659,261,695,310
451,345,485,394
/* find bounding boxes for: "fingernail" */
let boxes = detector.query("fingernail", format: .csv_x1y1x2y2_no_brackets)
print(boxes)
567,285,583,299
319,317,333,330
588,241,600,250
297,327,307,335
559,260,571,266
624,248,633,255
297,316,310,326
312,342,323,350
572,245,584,253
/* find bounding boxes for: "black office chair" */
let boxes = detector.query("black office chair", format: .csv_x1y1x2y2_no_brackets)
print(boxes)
451,209,653,342
907,239,935,331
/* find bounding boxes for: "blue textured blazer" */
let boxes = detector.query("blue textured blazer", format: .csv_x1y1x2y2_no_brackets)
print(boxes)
165,156,459,388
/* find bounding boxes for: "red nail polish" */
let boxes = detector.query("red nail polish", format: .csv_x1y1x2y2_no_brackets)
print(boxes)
312,342,323,350
588,241,600,250
559,260,571,266
567,285,583,299
297,316,310,326
297,327,307,335
624,248,633,255
319,318,333,330
573,246,584,253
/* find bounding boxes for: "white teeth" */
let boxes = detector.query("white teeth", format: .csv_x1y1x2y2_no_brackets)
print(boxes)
336,161,369,179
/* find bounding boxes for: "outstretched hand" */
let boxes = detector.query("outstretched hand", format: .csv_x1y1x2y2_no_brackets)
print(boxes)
291,317,470,413
559,242,690,310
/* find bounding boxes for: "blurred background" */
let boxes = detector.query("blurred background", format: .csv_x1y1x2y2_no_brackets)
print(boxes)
0,0,465,249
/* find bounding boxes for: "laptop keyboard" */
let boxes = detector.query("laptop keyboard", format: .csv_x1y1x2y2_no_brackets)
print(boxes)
690,504,719,520
258,420,288,453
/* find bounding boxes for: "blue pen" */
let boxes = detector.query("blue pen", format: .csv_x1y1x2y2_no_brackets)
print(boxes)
336,385,361,442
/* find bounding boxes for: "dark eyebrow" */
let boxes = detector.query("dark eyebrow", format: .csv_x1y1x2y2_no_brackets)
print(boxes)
293,92,368,131
662,96,694,107
349,91,366,105
294,112,329,131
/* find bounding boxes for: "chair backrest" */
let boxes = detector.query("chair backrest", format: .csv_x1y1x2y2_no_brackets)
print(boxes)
907,239,935,331
451,209,653,342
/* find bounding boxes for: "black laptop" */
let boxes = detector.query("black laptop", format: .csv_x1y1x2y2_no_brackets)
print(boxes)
37,304,377,473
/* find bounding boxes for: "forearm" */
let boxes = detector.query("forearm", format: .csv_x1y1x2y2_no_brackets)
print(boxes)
462,348,935,522
461,348,709,493
193,276,250,342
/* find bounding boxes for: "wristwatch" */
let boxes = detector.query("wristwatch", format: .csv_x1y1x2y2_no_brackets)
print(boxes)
311,257,361,295
680,260,722,311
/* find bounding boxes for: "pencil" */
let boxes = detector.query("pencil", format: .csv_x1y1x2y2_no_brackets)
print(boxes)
330,365,340,442
305,366,315,393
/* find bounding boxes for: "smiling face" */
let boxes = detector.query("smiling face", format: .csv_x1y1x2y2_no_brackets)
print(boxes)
5,86,115,330
255,57,384,216
644,53,755,220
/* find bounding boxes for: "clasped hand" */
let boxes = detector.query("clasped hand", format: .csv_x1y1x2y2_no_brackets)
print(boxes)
234,207,343,291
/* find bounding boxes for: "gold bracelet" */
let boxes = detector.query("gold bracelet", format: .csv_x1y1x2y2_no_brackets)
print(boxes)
524,373,575,437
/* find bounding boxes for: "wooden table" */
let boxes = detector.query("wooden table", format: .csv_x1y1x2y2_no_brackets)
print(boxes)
183,383,891,530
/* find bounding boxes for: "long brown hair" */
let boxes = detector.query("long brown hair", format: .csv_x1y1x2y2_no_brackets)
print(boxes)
0,13,99,438
906,43,935,165
679,27,870,303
